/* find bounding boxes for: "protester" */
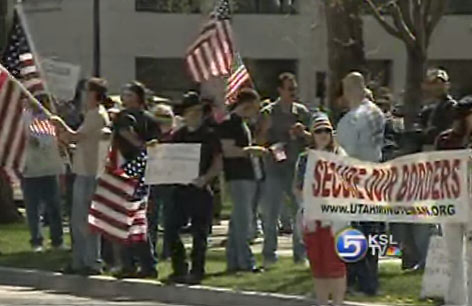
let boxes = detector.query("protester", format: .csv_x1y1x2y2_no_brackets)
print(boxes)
336,72,385,296
256,72,310,267
22,104,65,253
435,96,472,306
218,88,265,272
113,81,160,278
420,68,457,151
166,91,222,284
374,88,402,161
148,103,176,261
294,115,347,306
51,78,110,275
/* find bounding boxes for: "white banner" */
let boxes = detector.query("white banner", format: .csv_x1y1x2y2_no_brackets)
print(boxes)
42,58,81,101
302,150,471,223
145,144,201,185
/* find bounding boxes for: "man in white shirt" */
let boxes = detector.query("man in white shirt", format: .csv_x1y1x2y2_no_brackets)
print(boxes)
336,72,385,296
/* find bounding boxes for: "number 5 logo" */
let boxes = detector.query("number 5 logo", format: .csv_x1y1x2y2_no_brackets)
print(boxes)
335,228,368,263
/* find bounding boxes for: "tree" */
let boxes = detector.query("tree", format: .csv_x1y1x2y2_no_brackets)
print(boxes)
365,0,447,127
323,0,366,120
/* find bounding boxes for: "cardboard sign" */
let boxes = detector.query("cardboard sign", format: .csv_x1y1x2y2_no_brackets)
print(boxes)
145,144,201,185
42,58,81,101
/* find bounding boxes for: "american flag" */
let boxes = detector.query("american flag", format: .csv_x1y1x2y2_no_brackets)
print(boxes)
186,0,234,83
0,65,28,180
2,11,46,97
89,150,148,244
1,10,55,142
225,53,252,105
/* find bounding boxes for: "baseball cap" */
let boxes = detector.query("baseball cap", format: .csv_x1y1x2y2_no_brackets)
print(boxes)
426,68,449,82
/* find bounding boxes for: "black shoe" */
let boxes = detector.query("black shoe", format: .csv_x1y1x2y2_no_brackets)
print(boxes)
113,268,138,279
183,273,204,285
61,264,79,275
167,273,188,284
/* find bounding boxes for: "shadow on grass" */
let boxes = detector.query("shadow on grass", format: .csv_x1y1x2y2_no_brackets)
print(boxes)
0,250,69,272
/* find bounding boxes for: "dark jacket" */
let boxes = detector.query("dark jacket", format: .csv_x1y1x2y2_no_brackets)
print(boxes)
420,95,457,146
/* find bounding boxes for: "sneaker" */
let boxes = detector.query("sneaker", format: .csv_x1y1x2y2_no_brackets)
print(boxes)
32,245,44,253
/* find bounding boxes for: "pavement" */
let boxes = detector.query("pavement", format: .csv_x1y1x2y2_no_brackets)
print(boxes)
0,285,186,306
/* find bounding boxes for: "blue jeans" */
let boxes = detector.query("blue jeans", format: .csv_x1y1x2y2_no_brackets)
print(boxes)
71,175,100,270
148,185,174,260
260,163,305,263
22,175,63,247
391,223,432,269
226,180,256,271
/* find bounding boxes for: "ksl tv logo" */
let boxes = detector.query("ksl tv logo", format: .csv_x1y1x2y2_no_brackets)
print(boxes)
335,228,401,263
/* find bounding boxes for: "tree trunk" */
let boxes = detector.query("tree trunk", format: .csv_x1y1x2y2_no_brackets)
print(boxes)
324,0,366,121
0,171,21,224
403,48,427,129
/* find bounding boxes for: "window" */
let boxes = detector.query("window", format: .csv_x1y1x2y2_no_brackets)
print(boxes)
136,57,197,102
135,0,200,13
233,0,298,14
244,59,298,99
447,0,472,14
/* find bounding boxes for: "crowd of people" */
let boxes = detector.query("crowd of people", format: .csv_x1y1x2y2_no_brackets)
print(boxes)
19,67,472,306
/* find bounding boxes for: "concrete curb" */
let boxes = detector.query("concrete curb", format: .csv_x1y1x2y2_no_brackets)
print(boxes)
0,266,390,306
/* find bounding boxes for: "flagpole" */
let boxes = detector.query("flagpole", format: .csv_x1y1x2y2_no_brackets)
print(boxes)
15,0,56,113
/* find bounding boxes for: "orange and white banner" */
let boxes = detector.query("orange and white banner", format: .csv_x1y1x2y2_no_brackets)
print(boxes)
302,150,471,223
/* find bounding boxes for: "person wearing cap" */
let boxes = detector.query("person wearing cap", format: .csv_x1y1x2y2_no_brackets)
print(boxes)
112,81,160,278
51,77,111,274
420,68,457,150
337,72,385,296
293,115,348,306
166,91,223,285
435,96,472,306
256,72,310,267
217,88,266,273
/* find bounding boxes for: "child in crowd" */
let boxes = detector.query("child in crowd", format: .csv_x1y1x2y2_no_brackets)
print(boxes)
293,115,348,306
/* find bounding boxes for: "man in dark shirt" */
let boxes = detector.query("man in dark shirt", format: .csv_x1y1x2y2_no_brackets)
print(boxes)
218,88,266,272
420,68,457,151
166,91,222,285
112,81,160,278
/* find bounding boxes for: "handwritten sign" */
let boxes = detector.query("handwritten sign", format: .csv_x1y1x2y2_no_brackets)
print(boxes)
145,144,201,185
420,236,450,299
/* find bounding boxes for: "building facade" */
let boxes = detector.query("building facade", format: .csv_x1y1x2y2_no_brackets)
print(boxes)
6,0,472,107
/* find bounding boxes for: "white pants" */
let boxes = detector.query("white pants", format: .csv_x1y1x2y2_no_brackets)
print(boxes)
444,224,472,305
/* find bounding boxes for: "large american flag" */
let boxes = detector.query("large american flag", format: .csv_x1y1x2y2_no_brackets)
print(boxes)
0,65,28,180
225,53,252,105
89,149,148,244
1,10,55,143
186,0,234,83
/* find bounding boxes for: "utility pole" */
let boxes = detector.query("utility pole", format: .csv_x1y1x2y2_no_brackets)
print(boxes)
93,0,100,76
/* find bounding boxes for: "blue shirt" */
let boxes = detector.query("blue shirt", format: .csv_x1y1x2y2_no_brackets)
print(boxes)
336,100,385,162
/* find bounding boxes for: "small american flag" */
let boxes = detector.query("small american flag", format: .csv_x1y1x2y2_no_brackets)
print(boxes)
30,111,56,139
186,0,234,83
89,150,148,244
0,65,28,182
225,53,252,105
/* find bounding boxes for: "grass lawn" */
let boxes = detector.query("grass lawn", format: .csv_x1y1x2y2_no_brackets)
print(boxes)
0,222,440,305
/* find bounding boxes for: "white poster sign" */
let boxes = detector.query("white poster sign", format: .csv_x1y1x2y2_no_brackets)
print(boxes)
302,150,471,223
145,144,201,185
420,236,450,299
42,58,81,101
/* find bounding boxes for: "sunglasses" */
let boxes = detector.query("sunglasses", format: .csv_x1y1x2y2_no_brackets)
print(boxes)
313,128,332,134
